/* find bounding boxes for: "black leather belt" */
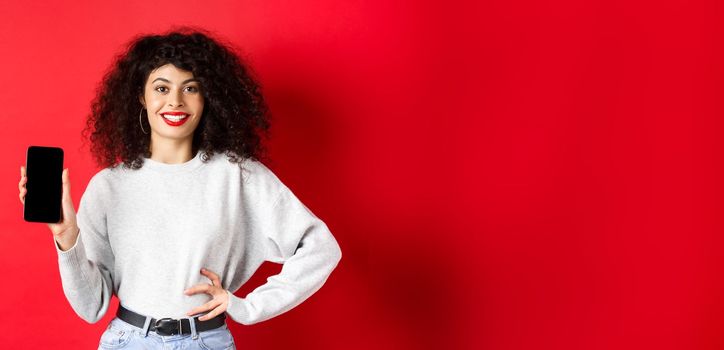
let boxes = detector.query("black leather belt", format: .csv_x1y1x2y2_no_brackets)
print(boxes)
117,305,226,336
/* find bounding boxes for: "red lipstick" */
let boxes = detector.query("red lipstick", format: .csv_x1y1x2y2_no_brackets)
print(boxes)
160,112,190,127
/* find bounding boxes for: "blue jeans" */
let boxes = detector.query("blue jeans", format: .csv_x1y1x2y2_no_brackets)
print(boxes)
97,314,236,350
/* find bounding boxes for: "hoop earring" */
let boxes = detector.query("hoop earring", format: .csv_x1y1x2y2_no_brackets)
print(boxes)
139,108,149,134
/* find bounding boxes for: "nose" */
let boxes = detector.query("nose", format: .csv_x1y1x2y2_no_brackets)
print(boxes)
168,90,184,107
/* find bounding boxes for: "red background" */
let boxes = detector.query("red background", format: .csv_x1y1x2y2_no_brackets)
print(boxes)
1,0,724,349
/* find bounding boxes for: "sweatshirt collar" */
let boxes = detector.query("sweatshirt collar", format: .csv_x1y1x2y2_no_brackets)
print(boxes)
142,150,203,173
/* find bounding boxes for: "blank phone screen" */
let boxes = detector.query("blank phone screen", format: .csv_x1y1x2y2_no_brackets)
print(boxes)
24,146,64,223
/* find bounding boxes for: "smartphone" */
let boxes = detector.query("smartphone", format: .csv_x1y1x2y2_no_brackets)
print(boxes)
24,146,64,223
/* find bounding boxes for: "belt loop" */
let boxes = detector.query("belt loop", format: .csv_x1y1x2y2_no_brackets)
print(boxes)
142,316,152,338
190,316,198,340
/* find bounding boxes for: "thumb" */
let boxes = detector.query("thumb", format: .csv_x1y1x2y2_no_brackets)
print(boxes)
61,168,75,210
60,168,76,223
62,168,71,199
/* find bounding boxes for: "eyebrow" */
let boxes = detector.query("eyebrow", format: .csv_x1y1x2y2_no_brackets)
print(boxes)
151,77,199,84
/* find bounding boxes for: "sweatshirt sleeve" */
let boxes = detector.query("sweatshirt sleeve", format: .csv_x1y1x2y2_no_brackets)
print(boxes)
225,186,342,325
54,173,115,324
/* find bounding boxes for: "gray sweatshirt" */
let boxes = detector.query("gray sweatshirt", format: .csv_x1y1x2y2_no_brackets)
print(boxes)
54,150,342,325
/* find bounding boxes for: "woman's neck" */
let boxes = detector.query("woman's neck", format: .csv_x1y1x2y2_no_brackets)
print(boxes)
148,138,195,164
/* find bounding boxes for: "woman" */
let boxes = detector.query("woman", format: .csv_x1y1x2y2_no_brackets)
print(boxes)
17,28,342,349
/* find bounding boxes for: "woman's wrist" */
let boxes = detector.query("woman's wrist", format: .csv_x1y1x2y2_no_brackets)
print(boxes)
56,226,80,252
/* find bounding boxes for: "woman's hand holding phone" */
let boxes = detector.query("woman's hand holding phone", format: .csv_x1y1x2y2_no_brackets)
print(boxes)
19,165,79,251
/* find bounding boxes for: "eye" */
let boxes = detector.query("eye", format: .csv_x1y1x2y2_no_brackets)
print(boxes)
184,86,199,93
154,86,168,93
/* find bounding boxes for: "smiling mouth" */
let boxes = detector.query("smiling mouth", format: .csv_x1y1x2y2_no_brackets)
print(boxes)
161,113,189,122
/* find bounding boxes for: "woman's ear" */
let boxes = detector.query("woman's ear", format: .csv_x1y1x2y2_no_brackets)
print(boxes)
138,95,145,108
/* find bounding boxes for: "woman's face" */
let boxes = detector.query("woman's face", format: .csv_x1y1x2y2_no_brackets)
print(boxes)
139,63,204,143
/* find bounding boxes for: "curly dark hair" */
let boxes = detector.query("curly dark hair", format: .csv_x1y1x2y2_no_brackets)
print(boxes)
81,27,271,170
